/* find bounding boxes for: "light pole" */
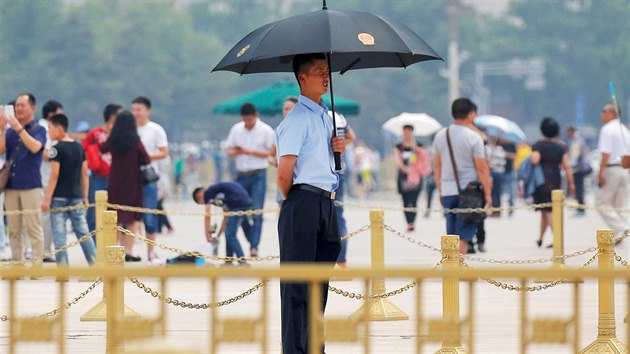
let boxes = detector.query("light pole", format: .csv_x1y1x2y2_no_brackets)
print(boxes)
447,0,460,105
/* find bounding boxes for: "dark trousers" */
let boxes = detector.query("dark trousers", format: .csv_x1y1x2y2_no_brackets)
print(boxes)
401,188,421,224
573,171,586,206
278,188,341,354
157,198,172,231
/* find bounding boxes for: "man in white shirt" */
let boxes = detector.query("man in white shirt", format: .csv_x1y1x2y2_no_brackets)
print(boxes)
132,96,169,261
225,103,275,256
596,104,630,241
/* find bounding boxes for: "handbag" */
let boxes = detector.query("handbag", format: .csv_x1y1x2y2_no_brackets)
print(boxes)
140,164,160,186
446,127,487,223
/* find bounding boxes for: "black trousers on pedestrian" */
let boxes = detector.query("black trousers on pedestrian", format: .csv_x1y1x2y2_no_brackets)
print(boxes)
278,188,341,354
573,171,586,206
400,188,421,224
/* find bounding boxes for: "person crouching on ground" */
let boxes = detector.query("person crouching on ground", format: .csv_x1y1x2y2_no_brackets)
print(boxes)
192,182,253,267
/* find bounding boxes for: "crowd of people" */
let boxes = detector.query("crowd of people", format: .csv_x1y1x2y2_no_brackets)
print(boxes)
1,61,629,354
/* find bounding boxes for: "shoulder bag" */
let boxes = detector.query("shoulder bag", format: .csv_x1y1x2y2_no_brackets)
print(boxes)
446,127,487,223
140,164,160,186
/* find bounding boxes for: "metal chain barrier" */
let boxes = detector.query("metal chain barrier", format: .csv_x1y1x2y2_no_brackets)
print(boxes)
613,252,629,268
107,203,278,217
117,226,278,262
340,224,370,241
117,224,369,262
0,203,94,217
464,250,601,292
0,228,99,267
337,200,552,215
384,224,448,253
0,278,102,321
328,255,447,300
128,276,264,309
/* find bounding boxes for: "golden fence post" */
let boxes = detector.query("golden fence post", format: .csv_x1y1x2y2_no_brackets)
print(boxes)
435,235,466,354
350,209,408,321
81,210,139,321
95,190,109,265
536,190,582,283
105,245,126,354
579,229,627,353
79,191,108,282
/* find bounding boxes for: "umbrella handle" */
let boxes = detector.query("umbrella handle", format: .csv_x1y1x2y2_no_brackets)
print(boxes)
334,152,342,171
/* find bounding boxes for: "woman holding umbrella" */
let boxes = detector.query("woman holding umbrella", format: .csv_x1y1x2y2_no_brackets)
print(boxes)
394,124,431,231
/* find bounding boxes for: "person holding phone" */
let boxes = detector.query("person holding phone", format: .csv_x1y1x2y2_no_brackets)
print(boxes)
0,93,47,266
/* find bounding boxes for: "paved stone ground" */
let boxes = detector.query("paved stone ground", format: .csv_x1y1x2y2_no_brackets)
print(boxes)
1,190,628,353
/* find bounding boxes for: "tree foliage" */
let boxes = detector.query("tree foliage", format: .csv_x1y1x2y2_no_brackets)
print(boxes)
0,0,627,146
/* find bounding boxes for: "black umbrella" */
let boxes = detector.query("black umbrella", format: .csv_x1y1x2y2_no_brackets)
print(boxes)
212,0,443,169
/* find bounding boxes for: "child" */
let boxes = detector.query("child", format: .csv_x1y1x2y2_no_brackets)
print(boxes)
41,114,96,266
192,182,253,266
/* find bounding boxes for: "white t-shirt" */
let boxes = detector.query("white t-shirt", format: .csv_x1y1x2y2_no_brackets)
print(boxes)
226,118,275,172
137,121,168,173
433,124,486,197
38,118,52,187
598,119,630,165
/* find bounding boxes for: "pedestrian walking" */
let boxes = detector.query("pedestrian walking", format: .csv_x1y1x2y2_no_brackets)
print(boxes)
226,102,275,257
101,111,151,262
0,93,47,266
83,103,121,234
41,114,96,266
39,100,64,262
564,125,591,216
394,124,431,231
487,137,507,217
132,96,169,261
276,53,345,354
433,98,492,255
531,117,575,248
596,104,630,241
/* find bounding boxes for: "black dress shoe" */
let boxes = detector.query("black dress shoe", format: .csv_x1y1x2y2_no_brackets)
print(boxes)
125,254,142,262
43,257,56,263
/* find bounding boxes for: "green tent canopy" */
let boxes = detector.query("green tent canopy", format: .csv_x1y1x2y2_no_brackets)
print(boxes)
213,80,359,116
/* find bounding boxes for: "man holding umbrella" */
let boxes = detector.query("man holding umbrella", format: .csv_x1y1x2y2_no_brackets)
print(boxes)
276,53,345,354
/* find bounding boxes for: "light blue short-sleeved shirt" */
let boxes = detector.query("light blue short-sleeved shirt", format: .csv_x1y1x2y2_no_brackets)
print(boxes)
276,95,339,192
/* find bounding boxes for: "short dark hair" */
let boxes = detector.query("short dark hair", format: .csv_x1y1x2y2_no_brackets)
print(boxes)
292,53,327,85
240,103,257,116
49,114,69,132
285,96,298,104
540,117,559,138
103,103,122,123
17,93,36,107
42,100,63,119
451,98,477,120
402,124,414,131
132,96,151,109
192,187,205,204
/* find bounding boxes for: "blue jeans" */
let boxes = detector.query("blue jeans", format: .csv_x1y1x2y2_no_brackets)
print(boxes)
51,198,97,266
442,195,477,242
502,171,515,208
236,170,266,249
336,174,348,263
490,171,505,211
143,183,159,234
225,207,253,259
0,193,5,252
87,175,108,233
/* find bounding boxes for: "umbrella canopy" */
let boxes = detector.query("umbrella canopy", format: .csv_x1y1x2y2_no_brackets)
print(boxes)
212,1,442,170
212,7,442,75
382,112,442,137
213,80,359,116
474,115,527,142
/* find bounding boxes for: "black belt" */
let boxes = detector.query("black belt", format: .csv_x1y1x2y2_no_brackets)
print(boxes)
237,168,266,177
291,184,336,200
607,164,622,167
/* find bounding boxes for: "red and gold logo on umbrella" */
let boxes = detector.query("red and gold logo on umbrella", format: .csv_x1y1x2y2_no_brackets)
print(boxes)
237,44,251,58
357,33,375,46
